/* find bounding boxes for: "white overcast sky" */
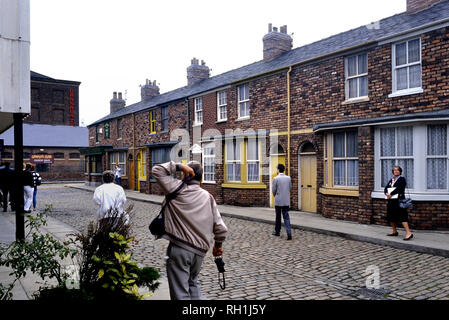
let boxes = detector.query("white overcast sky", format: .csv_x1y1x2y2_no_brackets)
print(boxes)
30,0,406,126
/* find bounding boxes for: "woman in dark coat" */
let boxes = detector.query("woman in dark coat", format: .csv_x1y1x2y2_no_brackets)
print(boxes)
384,166,413,241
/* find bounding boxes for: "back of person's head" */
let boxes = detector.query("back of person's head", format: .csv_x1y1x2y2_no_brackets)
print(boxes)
102,170,115,184
277,164,285,173
25,163,32,170
187,161,203,182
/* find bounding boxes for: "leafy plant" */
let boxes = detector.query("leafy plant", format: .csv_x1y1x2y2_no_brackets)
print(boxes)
0,205,78,300
92,232,151,300
72,205,159,300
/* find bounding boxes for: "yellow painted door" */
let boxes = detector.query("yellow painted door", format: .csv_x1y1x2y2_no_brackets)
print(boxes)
137,151,142,191
270,155,285,207
301,155,317,213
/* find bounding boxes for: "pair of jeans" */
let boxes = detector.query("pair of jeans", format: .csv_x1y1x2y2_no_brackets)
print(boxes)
33,187,38,209
166,242,204,300
115,177,122,186
24,186,34,211
275,206,291,235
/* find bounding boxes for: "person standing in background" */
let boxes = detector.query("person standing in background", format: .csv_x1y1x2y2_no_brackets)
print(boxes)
23,163,34,213
31,164,42,211
0,162,14,212
114,165,122,186
272,164,292,240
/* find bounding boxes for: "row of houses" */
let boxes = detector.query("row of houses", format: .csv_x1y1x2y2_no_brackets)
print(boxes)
83,0,449,230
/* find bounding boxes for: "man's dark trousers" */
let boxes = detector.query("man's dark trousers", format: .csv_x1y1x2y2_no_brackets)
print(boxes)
274,206,291,236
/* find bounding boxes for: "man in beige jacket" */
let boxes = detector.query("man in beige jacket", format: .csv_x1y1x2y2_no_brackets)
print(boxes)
152,160,228,300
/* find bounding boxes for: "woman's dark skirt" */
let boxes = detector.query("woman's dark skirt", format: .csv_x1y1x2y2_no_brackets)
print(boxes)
386,199,408,223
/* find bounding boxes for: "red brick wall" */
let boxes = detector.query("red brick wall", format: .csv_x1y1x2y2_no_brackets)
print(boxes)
407,0,443,14
27,80,80,126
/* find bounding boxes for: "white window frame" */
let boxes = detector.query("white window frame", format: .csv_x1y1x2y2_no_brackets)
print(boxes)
109,151,127,176
246,137,260,183
217,90,227,122
237,84,250,119
202,143,215,183
194,97,203,125
225,138,241,182
390,37,423,97
426,124,449,191
345,53,368,100
331,131,359,187
373,122,449,200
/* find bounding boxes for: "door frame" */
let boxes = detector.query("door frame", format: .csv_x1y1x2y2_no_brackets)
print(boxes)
298,144,317,212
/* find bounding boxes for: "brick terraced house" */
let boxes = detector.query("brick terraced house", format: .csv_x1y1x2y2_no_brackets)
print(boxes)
85,0,449,229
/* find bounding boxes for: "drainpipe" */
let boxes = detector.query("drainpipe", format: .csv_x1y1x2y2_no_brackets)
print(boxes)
287,66,292,176
185,98,191,161
133,113,136,190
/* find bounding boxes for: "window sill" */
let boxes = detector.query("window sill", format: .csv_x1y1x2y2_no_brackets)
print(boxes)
139,178,146,182
236,116,250,122
222,183,267,189
193,123,203,127
371,191,449,201
388,88,423,98
117,137,122,141
203,181,216,185
341,97,369,105
149,133,156,136
216,119,227,124
319,187,359,197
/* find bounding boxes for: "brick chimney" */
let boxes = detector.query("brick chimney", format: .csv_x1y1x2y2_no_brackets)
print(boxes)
263,24,292,62
187,58,210,86
141,79,160,101
110,91,126,114
407,0,443,14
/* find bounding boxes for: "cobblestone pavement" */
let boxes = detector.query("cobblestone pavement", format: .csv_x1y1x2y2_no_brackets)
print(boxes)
37,186,449,300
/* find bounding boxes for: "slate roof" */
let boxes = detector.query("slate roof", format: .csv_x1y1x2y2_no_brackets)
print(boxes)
313,109,449,131
31,71,81,85
0,124,89,148
89,1,449,127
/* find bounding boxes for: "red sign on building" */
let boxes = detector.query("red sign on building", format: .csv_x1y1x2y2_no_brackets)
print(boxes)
69,88,75,126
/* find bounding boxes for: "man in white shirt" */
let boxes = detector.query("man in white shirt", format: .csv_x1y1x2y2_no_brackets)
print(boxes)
93,170,128,225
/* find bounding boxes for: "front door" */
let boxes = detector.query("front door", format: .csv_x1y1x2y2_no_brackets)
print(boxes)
129,160,135,190
300,155,317,213
270,155,285,207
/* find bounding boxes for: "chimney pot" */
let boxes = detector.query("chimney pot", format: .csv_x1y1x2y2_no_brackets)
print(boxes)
263,24,293,61
268,23,272,32
141,78,160,101
407,0,442,14
187,58,210,86
110,91,125,114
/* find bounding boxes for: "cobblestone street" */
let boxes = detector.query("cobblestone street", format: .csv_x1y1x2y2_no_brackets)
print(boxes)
39,186,449,300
